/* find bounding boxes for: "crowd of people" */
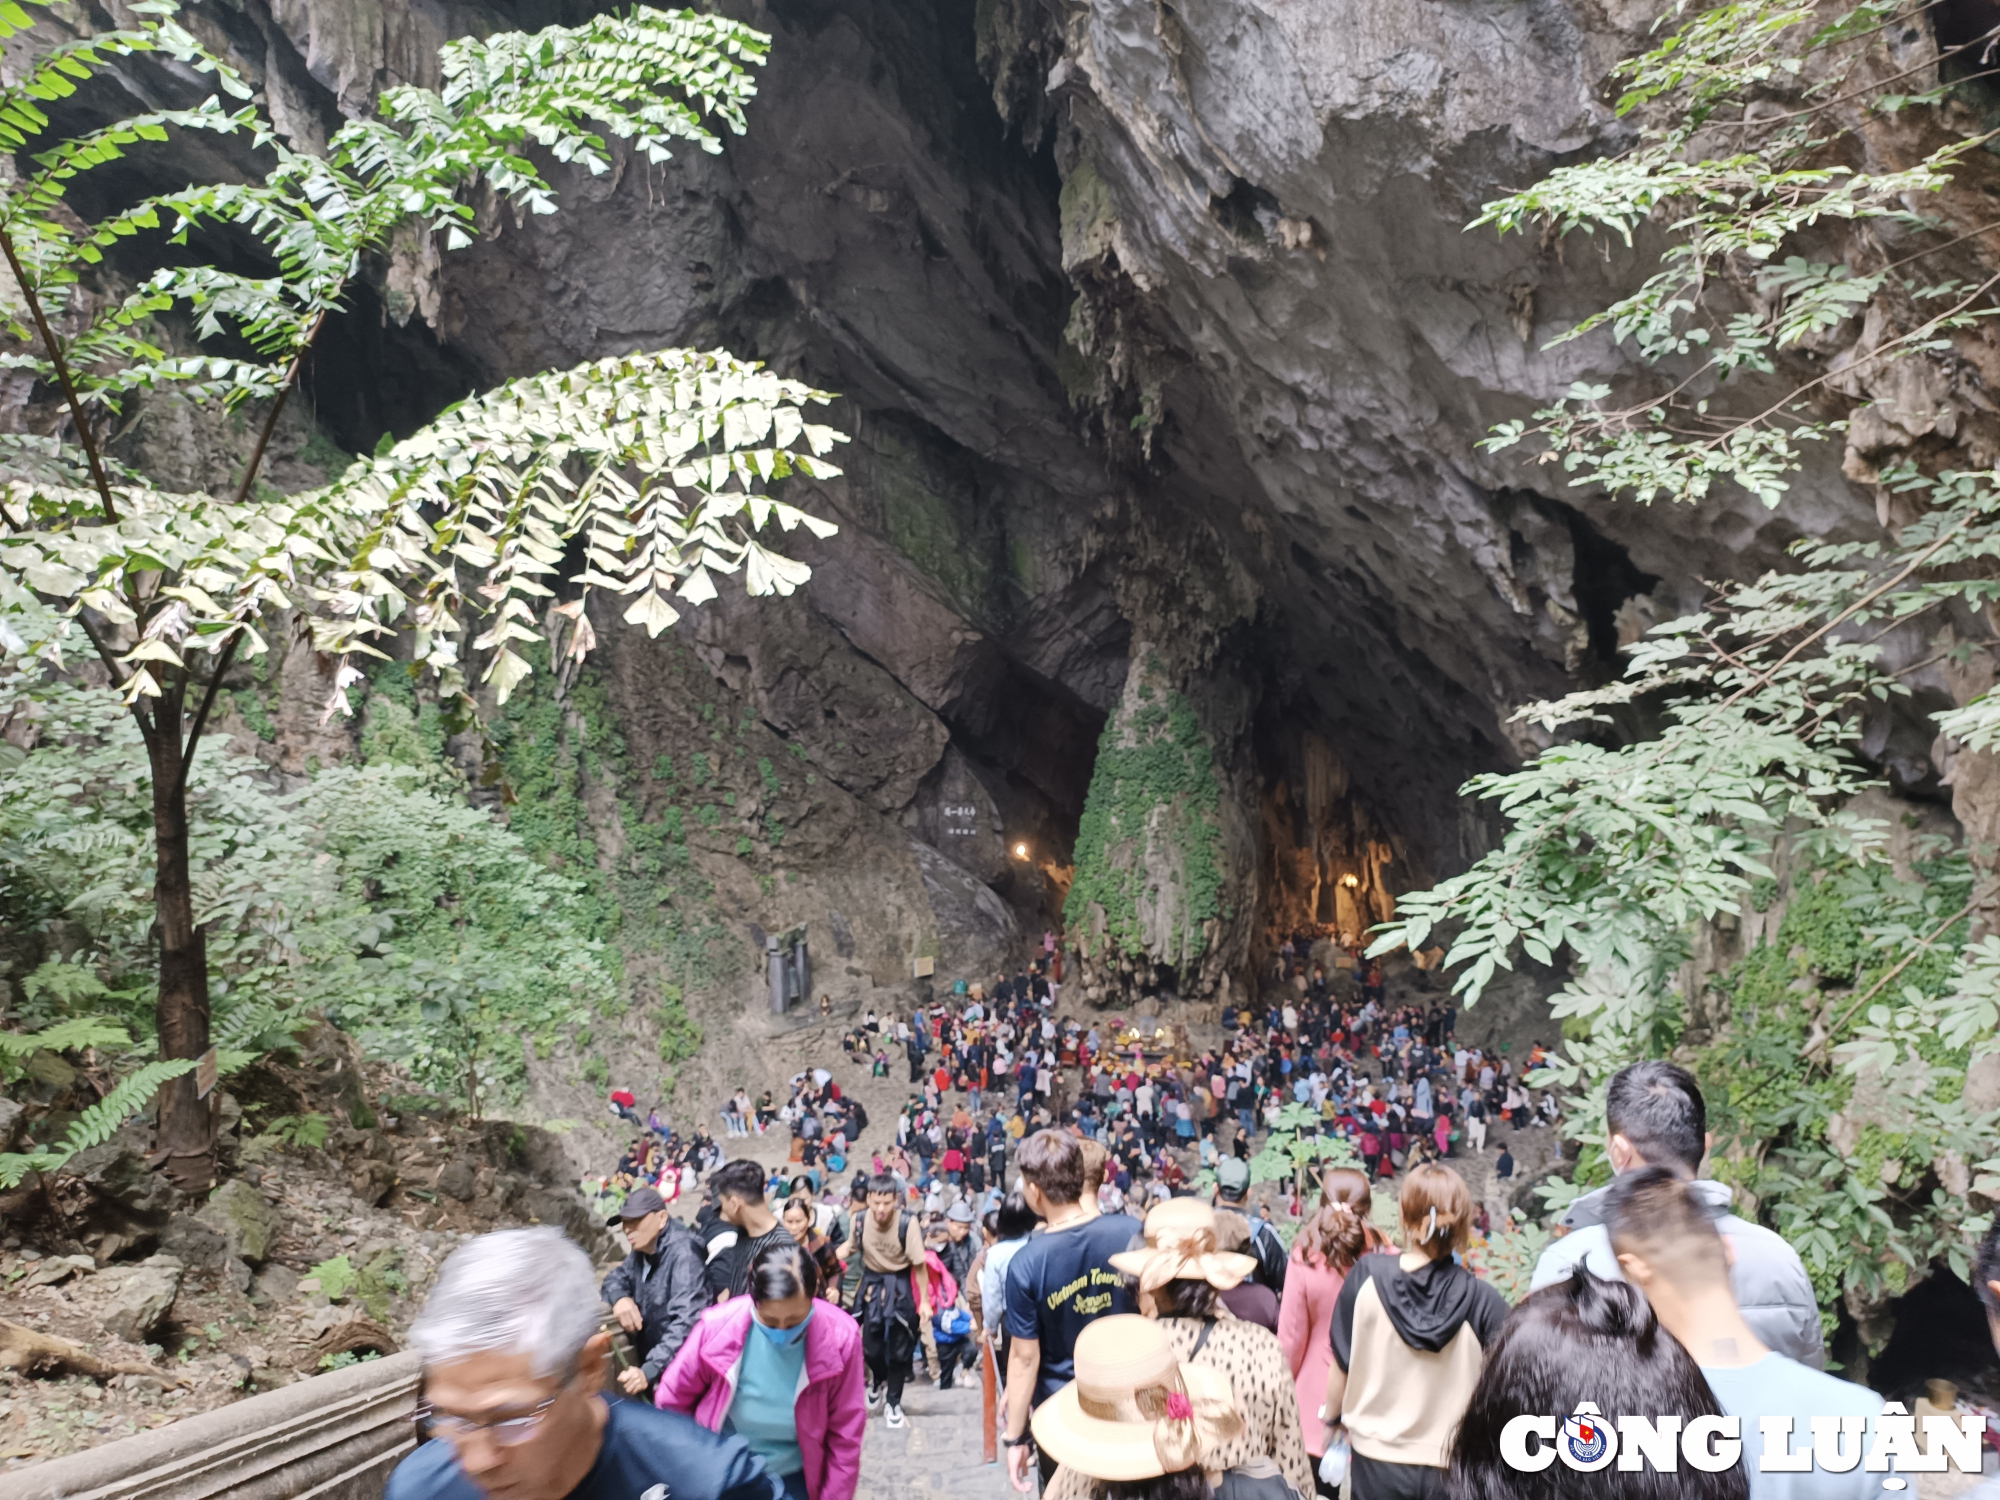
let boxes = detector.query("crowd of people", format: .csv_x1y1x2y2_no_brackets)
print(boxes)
386,929,1970,1500
385,1055,1958,1500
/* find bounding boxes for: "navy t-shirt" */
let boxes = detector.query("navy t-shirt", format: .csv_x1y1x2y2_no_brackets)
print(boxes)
385,1395,777,1500
1003,1212,1141,1406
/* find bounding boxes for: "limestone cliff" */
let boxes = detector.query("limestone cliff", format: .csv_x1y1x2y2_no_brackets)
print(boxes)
45,0,1969,1011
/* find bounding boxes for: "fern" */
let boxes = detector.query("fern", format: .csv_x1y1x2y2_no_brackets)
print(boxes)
0,1058,195,1188
0,1016,132,1057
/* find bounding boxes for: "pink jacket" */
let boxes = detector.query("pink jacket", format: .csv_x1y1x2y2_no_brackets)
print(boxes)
1277,1251,1347,1456
655,1297,865,1500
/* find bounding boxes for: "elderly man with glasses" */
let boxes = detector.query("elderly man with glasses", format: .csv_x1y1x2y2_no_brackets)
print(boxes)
387,1227,780,1500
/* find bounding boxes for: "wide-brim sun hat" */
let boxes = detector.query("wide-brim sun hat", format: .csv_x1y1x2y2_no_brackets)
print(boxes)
1031,1315,1242,1481
1109,1196,1258,1292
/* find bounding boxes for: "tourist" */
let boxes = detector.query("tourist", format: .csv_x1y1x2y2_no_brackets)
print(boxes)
976,1191,1040,1389
1030,1315,1244,1500
844,1173,931,1429
782,1195,843,1301
1529,1060,1823,1366
1604,1167,1889,1500
706,1159,797,1302
1279,1177,1378,1491
601,1185,708,1397
655,1241,865,1500
1448,1266,1746,1500
1324,1164,1509,1500
1003,1129,1142,1492
1079,1196,1314,1499
387,1227,775,1500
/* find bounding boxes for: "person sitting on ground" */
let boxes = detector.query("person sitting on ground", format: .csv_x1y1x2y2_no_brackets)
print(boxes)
1045,1196,1313,1500
1530,1060,1823,1367
705,1159,797,1303
601,1185,708,1398
1324,1163,1510,1500
656,1241,865,1500
1003,1129,1142,1493
1031,1315,1247,1500
1604,1167,1891,1500
1447,1267,1746,1500
386,1228,774,1500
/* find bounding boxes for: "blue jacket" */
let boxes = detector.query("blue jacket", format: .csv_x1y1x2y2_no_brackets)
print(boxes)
386,1395,775,1500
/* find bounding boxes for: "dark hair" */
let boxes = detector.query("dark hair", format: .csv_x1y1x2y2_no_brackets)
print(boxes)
1602,1166,1729,1291
1153,1277,1219,1319
866,1174,901,1198
1978,1218,2000,1314
1017,1129,1085,1206
1101,1472,1213,1500
1605,1061,1705,1172
992,1189,1039,1241
748,1239,820,1303
1448,1270,1747,1500
711,1159,767,1204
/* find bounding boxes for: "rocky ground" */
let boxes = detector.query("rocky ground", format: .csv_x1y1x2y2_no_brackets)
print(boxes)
0,1030,607,1473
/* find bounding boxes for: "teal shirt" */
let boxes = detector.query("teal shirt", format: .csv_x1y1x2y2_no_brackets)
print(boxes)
726,1328,807,1478
1702,1353,1890,1500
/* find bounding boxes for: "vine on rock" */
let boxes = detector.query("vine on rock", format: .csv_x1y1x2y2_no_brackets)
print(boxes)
1066,664,1225,982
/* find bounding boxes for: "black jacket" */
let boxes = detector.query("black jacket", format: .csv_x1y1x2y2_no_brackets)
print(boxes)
601,1221,708,1381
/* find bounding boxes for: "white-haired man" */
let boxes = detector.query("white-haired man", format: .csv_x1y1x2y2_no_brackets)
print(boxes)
387,1227,780,1500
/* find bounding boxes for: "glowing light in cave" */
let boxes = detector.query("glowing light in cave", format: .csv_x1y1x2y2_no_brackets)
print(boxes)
1014,843,1029,860
1340,873,1360,888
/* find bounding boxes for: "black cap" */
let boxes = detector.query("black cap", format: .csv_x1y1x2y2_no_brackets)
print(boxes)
611,1185,666,1224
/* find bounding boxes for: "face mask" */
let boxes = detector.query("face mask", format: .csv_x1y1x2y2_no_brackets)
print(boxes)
754,1306,813,1347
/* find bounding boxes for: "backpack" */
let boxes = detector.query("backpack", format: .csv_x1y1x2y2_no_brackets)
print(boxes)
1245,1216,1288,1296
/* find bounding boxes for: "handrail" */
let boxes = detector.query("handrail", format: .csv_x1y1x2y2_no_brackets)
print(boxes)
0,1349,421,1500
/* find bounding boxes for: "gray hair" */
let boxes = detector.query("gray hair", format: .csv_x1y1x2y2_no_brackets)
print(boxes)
409,1227,601,1379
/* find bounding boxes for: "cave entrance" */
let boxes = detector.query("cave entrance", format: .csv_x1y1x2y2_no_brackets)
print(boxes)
1251,712,1406,965
936,655,1111,939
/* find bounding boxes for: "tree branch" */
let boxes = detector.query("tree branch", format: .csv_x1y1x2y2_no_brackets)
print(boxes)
172,628,241,802
0,227,118,523
72,607,155,749
230,309,324,510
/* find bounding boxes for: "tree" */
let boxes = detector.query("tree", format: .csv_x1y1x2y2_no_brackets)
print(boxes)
0,2,844,1187
1376,1,2000,1328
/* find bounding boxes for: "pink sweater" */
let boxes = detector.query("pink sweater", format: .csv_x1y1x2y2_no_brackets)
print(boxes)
654,1297,866,1500
1277,1252,1348,1456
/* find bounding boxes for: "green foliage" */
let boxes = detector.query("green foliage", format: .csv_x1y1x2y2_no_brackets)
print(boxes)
1382,0,2000,1325
1066,668,1224,965
307,1254,356,1302
1246,1102,1360,1187
257,1112,331,1150
0,612,616,1114
0,1057,195,1187
1466,1211,1554,1305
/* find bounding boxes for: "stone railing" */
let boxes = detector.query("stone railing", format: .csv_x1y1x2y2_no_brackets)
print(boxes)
2,1349,420,1500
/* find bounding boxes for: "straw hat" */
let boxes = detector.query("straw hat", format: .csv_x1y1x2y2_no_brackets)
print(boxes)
1109,1198,1258,1293
1031,1316,1243,1481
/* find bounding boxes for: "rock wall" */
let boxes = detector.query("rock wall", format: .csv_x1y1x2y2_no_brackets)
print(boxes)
55,0,1944,1010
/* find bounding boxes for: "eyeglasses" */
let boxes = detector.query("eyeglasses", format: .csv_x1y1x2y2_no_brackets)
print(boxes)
412,1390,563,1447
